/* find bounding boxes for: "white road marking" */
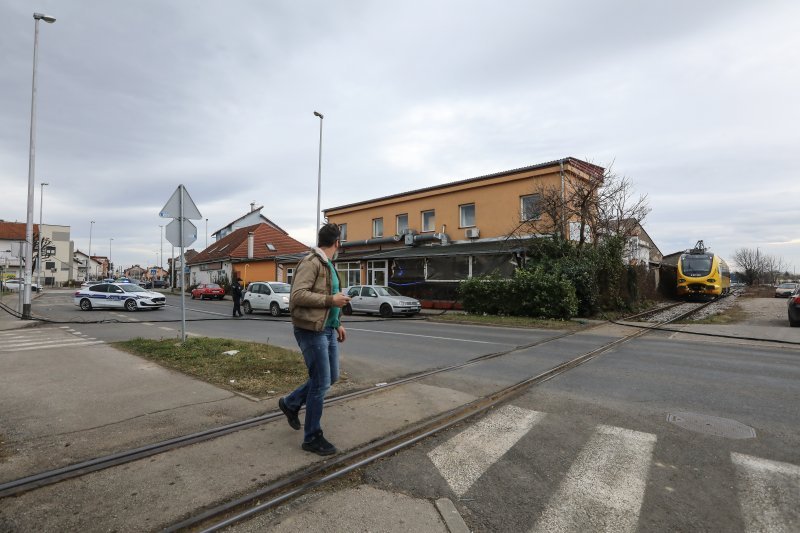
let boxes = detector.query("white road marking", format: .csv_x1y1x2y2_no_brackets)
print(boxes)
531,425,656,533
732,452,800,533
347,327,502,345
159,327,173,331
5,341,104,352
428,405,545,496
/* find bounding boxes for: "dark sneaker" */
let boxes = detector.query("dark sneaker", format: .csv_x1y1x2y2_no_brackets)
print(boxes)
301,431,337,456
278,398,301,430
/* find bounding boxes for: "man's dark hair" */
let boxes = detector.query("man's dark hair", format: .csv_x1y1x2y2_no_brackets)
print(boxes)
317,223,340,247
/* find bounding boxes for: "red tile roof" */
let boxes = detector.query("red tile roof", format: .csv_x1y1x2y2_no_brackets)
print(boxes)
0,221,40,240
187,223,308,265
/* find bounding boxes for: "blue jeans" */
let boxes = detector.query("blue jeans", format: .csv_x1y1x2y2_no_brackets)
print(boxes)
284,327,339,441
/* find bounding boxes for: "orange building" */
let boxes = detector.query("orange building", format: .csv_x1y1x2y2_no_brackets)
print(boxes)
324,157,603,306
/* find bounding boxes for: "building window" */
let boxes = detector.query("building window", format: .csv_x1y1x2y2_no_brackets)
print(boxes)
336,261,361,287
372,218,383,238
422,210,436,232
520,194,541,221
339,223,347,242
396,214,408,234
459,204,475,227
286,268,295,285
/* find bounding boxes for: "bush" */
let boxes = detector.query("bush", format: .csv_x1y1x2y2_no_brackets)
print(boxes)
459,267,577,319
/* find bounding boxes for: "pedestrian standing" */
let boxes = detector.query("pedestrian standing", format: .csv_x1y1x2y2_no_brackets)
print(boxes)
279,223,350,455
231,277,243,317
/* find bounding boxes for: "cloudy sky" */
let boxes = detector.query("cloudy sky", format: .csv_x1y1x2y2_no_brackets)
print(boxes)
1,1,798,274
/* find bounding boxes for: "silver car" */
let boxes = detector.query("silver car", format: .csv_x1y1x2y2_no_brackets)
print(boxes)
2,279,42,292
343,285,421,318
775,282,798,298
242,281,291,316
74,282,166,311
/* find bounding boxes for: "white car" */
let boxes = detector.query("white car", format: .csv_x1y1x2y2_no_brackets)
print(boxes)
343,285,421,317
74,282,166,311
2,279,42,292
242,281,291,316
80,280,104,289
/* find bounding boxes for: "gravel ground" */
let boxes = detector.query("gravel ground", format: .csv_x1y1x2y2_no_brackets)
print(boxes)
641,291,788,324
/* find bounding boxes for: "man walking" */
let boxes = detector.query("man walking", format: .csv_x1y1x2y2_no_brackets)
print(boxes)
231,277,243,317
279,223,350,455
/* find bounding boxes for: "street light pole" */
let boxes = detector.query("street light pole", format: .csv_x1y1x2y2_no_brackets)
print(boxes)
109,237,113,278
87,220,94,281
37,181,48,289
205,218,208,248
313,111,324,234
22,12,56,319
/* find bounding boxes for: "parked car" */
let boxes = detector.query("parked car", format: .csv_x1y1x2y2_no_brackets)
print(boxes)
775,282,798,298
74,282,166,311
242,281,291,316
152,279,169,289
80,280,104,289
191,283,225,300
2,279,42,292
343,285,421,317
788,286,800,327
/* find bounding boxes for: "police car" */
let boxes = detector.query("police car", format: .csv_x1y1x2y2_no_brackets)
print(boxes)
74,282,166,311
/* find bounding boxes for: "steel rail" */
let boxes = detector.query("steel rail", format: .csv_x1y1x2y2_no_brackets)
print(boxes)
0,301,705,500
164,303,714,532
0,319,600,498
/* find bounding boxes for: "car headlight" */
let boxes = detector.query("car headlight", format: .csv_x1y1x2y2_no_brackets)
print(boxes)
282,296,289,303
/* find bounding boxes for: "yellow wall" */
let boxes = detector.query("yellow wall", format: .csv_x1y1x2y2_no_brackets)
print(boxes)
233,261,276,286
325,163,594,243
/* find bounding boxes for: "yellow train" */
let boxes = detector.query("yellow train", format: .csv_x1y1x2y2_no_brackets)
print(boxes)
677,241,731,298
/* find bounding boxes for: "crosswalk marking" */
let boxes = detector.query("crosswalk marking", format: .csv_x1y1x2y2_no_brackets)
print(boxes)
732,452,800,533
428,405,545,497
530,425,656,533
0,329,104,352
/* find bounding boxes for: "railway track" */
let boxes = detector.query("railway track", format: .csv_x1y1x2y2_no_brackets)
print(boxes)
0,299,719,530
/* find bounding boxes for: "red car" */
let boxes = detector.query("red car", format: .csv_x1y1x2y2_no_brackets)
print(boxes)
191,283,225,300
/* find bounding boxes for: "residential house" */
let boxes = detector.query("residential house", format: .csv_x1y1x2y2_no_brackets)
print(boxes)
211,203,286,242
187,223,308,288
324,157,605,305
73,250,102,282
1,221,74,286
0,221,38,280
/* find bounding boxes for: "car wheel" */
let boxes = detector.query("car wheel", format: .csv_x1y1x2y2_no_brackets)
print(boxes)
191,293,196,300
790,314,800,327
379,303,393,318
342,303,352,316
270,302,281,317
79,298,92,311
124,299,138,312
243,301,253,315
218,295,224,300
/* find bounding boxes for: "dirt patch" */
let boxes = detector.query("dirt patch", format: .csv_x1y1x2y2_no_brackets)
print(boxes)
734,296,790,328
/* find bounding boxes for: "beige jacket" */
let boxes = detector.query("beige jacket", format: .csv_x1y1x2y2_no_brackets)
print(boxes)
290,248,338,331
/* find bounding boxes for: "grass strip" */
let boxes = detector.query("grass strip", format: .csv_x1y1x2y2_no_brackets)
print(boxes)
114,337,309,397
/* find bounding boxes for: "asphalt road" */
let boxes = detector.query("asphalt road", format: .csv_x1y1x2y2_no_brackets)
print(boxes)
9,289,800,532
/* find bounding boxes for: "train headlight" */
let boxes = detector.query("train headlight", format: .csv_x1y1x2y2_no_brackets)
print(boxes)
707,278,716,283
678,278,686,283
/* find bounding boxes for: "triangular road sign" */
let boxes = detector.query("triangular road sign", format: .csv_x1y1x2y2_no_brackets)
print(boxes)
159,185,202,220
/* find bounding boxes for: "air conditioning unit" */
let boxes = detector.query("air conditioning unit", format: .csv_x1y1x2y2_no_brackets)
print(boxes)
465,228,480,239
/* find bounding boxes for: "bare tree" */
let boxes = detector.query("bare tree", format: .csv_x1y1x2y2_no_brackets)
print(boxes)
732,248,786,285
592,171,650,245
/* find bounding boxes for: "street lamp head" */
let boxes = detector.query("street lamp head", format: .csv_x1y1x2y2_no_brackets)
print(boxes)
33,13,56,23
313,111,324,119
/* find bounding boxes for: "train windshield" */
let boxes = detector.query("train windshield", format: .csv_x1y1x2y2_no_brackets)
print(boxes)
681,254,713,276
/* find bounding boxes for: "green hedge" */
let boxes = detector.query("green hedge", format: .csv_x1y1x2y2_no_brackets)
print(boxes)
459,266,578,319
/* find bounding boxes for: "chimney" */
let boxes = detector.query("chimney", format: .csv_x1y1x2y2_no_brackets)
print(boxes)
247,232,254,259
250,202,256,212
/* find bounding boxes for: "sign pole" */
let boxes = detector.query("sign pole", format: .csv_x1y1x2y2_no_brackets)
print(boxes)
179,185,186,342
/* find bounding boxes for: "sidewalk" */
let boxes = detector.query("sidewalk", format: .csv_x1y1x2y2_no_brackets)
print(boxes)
0,298,470,532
